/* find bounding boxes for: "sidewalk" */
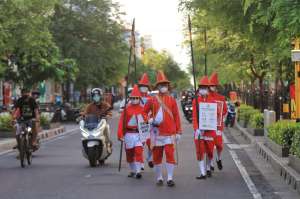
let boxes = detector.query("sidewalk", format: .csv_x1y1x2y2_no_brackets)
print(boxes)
234,123,300,195
0,125,67,154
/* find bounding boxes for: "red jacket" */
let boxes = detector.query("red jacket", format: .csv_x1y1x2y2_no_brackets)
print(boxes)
117,104,148,140
144,94,181,136
210,92,228,131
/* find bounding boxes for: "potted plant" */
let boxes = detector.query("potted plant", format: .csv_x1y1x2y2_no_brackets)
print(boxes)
289,129,300,173
40,112,51,130
248,112,264,136
266,120,300,157
0,112,14,138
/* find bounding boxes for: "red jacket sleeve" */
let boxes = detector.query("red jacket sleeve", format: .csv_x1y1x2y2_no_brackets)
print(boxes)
223,98,228,116
172,98,182,133
117,110,125,140
192,98,198,130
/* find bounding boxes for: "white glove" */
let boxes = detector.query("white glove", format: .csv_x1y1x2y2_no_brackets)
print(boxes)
175,134,181,143
148,118,154,125
195,129,203,139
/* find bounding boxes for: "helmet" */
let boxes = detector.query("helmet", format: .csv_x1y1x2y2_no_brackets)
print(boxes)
91,88,103,97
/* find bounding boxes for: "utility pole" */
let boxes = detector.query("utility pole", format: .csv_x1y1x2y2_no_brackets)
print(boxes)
293,38,300,122
204,27,208,76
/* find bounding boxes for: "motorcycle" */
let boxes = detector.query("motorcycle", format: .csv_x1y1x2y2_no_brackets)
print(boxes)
183,103,193,123
80,114,112,167
225,102,236,127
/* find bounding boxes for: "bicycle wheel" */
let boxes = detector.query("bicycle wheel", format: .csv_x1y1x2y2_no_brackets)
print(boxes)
18,135,26,168
26,134,32,165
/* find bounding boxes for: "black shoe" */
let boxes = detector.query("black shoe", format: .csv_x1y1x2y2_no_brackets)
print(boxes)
141,167,145,171
217,160,223,170
128,172,135,178
136,173,142,179
156,179,164,186
207,170,212,177
210,166,215,171
196,175,206,180
167,180,175,187
148,161,154,168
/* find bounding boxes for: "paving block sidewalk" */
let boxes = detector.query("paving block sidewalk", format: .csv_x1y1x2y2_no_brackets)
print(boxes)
0,126,66,153
234,123,300,195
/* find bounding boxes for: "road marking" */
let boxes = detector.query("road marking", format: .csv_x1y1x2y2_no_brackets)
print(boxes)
227,144,250,150
229,150,262,199
0,127,79,158
223,132,230,144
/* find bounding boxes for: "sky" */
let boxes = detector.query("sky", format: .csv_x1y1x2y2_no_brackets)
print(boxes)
113,0,190,71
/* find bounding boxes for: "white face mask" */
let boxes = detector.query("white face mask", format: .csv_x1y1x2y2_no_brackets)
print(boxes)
131,99,140,105
210,86,217,92
139,86,148,93
159,86,168,93
199,89,208,96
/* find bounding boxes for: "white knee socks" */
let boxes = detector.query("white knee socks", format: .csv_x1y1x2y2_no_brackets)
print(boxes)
129,162,136,173
166,163,174,181
198,160,206,176
154,164,163,181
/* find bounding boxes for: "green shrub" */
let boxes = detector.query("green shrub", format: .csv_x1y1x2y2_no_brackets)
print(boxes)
0,112,13,131
291,129,300,158
40,112,52,127
268,120,300,147
250,112,264,129
238,104,260,123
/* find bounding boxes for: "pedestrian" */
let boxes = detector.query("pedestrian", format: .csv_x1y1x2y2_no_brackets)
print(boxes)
192,76,217,179
117,85,147,179
138,73,154,169
144,71,181,187
209,72,228,170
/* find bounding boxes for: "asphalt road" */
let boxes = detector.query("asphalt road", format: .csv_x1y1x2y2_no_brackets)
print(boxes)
0,110,288,199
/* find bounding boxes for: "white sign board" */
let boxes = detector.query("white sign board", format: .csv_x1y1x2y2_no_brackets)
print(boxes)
292,50,300,62
198,103,217,131
137,114,150,143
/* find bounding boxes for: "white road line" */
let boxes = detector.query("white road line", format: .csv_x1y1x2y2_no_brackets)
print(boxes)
223,132,230,144
229,150,263,199
227,144,250,150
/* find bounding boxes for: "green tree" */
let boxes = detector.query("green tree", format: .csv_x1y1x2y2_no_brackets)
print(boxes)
0,0,67,88
51,0,128,90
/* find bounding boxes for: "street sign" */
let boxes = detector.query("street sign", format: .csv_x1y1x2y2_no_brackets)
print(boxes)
291,50,300,62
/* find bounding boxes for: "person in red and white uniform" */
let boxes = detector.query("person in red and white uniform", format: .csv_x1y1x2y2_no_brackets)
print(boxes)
117,85,148,179
192,76,217,179
144,71,181,187
138,73,154,169
209,72,227,170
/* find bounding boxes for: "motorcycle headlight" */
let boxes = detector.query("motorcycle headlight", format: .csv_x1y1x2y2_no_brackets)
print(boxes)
185,107,189,111
80,126,90,138
27,127,32,132
189,107,193,110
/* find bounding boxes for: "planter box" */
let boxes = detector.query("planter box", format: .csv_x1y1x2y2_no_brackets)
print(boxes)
42,122,60,130
247,127,264,136
265,137,290,157
289,155,300,174
0,131,14,138
238,120,249,128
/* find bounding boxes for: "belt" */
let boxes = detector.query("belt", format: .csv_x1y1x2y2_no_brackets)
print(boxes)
126,128,138,133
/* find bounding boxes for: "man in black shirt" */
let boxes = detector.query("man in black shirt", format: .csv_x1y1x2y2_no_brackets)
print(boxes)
13,88,40,148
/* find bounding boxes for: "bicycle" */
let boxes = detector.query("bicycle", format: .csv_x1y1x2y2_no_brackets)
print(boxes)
16,119,34,168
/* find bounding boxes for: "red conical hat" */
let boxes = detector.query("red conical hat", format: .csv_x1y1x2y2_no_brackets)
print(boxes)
210,72,219,86
138,73,150,86
155,70,170,86
199,76,211,86
130,84,142,98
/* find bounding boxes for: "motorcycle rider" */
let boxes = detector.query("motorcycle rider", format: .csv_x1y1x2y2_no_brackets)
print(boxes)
82,88,113,154
13,88,40,150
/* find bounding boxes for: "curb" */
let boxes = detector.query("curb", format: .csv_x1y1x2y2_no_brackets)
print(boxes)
234,123,300,195
0,126,66,153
